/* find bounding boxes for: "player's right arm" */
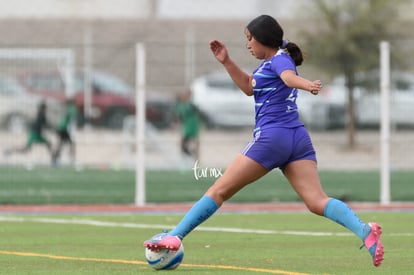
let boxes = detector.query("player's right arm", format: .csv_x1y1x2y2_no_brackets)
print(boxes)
209,40,253,96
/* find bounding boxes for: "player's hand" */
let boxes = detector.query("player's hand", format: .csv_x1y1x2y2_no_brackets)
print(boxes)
209,40,229,64
310,80,322,95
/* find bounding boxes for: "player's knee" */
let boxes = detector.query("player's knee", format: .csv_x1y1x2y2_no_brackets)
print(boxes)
304,200,326,216
205,186,230,206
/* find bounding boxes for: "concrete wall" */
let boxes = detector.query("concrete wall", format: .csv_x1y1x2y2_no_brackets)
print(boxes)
0,0,154,19
0,0,305,20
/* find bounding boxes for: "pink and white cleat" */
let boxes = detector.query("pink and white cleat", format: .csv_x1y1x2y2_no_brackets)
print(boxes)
361,222,384,267
144,232,182,252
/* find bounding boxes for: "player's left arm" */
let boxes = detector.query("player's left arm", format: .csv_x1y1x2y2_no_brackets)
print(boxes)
222,58,253,96
280,70,322,95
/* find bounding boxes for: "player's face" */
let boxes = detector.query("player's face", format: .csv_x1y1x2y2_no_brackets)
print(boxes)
245,29,266,60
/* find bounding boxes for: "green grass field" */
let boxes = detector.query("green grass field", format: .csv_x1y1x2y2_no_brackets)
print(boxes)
0,212,412,274
1,166,414,204
1,165,413,274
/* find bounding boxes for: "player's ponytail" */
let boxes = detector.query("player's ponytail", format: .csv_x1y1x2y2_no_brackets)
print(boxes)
281,40,304,66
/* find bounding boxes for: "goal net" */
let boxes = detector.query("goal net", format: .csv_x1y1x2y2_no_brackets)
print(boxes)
0,48,75,165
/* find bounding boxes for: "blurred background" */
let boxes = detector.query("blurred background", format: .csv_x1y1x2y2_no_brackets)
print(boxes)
0,0,414,204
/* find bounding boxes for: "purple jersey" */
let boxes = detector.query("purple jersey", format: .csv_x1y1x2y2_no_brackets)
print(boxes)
252,49,303,130
243,49,316,170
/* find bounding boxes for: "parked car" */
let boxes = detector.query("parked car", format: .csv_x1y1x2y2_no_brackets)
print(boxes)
0,75,62,134
191,72,255,128
191,70,414,130
18,71,174,129
191,72,347,129
191,72,349,129
304,71,414,129
296,79,347,130
356,71,414,128
146,92,176,130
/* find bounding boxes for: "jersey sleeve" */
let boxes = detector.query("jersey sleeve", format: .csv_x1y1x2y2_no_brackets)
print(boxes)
271,53,297,76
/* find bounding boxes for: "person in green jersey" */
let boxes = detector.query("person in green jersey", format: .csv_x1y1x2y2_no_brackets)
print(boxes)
4,100,53,159
175,89,200,159
52,98,78,166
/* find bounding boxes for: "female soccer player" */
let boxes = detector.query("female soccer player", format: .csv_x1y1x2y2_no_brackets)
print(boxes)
144,14,384,267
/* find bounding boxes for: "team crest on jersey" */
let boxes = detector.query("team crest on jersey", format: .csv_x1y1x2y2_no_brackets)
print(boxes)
251,78,256,87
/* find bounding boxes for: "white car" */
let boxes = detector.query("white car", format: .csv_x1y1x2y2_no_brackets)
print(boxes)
191,72,255,128
192,72,346,129
0,75,62,134
296,80,347,130
310,71,414,129
356,72,414,128
191,71,414,130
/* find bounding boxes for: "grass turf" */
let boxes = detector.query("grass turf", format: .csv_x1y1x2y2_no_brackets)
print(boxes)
0,212,412,274
0,165,413,204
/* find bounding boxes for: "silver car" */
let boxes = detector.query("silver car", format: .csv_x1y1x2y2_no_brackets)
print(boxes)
295,79,347,130
307,71,414,129
191,72,255,128
191,72,346,129
356,71,414,128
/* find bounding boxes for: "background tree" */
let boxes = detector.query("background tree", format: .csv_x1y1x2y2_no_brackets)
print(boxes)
303,0,405,148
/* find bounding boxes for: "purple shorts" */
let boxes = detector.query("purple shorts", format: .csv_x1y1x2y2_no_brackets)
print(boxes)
241,126,317,171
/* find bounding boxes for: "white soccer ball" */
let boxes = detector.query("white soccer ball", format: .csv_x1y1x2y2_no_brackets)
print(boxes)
145,233,184,270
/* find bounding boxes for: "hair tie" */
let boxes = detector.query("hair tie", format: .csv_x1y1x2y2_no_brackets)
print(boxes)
281,39,289,49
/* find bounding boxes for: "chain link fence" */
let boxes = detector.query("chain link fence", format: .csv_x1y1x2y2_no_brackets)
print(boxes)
0,19,413,171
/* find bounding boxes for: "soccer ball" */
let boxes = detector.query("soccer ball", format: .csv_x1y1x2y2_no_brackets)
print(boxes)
145,233,184,270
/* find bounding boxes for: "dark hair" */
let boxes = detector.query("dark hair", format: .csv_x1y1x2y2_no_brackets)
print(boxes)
246,15,304,66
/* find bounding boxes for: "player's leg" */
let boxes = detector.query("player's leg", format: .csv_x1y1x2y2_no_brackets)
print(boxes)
181,136,191,156
283,160,329,214
52,131,67,165
283,160,384,267
4,130,35,156
205,153,269,205
19,131,36,153
67,135,76,164
144,153,268,250
192,137,200,159
186,136,199,159
37,134,53,156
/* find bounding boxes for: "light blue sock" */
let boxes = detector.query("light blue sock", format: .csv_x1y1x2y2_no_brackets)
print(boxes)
168,195,219,240
323,198,371,241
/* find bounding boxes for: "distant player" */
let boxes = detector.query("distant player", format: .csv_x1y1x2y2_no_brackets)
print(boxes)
4,100,53,159
144,15,384,267
52,98,78,166
175,89,200,159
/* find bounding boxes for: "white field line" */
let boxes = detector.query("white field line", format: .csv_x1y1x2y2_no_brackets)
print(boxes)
0,216,412,237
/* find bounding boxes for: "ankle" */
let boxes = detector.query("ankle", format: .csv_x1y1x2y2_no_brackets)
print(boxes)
362,223,372,240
